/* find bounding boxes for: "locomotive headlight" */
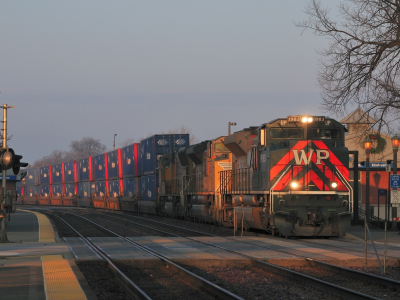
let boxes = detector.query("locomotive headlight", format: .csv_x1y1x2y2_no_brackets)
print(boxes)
307,117,313,123
290,181,298,188
331,182,338,188
301,117,308,123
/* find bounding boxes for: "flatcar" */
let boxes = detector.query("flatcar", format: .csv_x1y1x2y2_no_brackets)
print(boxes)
158,115,352,237
16,116,352,237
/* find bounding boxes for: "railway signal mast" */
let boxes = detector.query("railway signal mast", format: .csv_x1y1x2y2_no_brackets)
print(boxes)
0,104,28,243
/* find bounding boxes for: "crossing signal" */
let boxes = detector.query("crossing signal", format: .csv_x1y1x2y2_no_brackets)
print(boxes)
13,154,28,175
0,148,28,175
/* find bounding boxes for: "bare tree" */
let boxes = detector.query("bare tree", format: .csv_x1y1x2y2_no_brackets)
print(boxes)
119,137,135,147
33,150,68,167
0,133,12,148
70,136,106,159
297,0,400,132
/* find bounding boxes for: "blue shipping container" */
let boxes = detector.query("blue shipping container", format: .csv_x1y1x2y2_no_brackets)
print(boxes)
79,158,91,182
122,177,136,198
141,134,189,175
108,180,120,197
51,164,63,184
122,143,141,177
40,185,51,197
141,174,157,201
93,154,106,180
107,150,119,179
94,181,107,197
40,166,50,185
65,183,76,197
122,145,134,177
64,161,76,183
26,186,39,197
78,182,91,198
22,168,38,186
52,184,63,196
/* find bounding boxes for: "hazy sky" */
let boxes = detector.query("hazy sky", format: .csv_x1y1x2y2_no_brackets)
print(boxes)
1,1,338,164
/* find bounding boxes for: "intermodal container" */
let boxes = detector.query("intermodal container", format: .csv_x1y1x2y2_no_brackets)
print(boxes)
122,143,141,177
140,134,189,175
122,177,136,198
40,166,51,185
78,181,91,198
40,185,51,197
93,181,107,197
107,149,122,180
108,180,120,197
64,161,77,183
51,164,63,184
141,174,157,201
79,157,92,182
64,183,77,197
93,153,106,181
21,168,39,186
26,186,39,197
52,184,63,197
16,185,23,196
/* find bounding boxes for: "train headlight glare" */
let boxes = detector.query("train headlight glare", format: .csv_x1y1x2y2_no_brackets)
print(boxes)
301,117,308,123
291,181,298,188
331,182,338,188
307,117,313,123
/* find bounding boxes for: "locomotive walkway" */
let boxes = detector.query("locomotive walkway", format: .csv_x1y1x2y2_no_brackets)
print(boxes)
1,209,400,299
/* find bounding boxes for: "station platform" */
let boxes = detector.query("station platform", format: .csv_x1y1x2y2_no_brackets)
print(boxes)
0,210,96,300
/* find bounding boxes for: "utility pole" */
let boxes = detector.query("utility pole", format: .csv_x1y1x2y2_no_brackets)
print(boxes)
113,134,117,151
0,103,14,243
228,122,236,136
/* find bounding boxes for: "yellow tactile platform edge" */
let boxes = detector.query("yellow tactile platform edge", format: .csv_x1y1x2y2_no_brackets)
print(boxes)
41,255,87,300
19,209,55,243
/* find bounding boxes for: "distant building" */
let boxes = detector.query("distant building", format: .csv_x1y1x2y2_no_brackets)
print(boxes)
340,108,398,220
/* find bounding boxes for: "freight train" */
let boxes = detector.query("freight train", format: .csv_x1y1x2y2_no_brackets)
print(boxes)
17,115,352,237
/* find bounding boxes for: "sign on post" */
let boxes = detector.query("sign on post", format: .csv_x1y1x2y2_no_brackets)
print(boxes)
390,175,400,189
378,189,387,196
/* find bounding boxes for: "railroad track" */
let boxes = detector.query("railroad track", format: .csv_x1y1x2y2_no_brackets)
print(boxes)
38,207,400,300
44,210,244,300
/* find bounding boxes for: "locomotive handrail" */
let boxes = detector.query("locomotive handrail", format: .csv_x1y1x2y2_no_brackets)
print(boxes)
215,171,232,193
269,165,292,215
335,166,353,214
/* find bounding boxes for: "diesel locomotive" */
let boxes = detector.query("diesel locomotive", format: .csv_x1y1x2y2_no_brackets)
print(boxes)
158,115,352,237
17,115,352,237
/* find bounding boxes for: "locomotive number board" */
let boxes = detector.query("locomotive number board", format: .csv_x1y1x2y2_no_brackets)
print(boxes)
287,116,325,122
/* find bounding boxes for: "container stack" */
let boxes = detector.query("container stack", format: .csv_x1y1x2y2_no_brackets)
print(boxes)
140,134,189,201
16,133,189,210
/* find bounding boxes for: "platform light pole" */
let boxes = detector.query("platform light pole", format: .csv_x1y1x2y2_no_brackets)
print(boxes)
391,135,399,226
364,137,372,224
1,103,14,243
228,122,236,136
113,134,117,151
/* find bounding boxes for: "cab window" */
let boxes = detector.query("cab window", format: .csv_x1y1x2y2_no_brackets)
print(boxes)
310,128,340,139
270,128,304,139
214,143,230,153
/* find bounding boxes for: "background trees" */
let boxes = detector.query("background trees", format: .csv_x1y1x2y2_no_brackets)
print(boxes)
298,0,400,132
32,137,106,167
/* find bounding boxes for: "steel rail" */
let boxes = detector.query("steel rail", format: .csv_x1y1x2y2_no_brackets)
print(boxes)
65,209,380,300
125,211,400,293
46,213,152,300
63,212,245,300
30,207,398,298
